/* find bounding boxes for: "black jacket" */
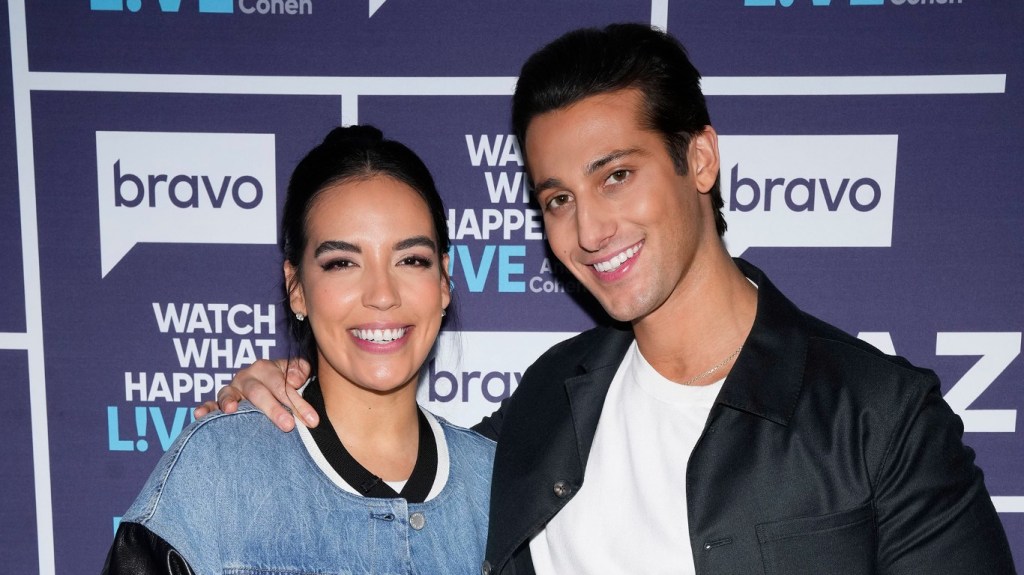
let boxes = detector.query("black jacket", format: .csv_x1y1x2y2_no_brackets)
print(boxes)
475,259,1014,575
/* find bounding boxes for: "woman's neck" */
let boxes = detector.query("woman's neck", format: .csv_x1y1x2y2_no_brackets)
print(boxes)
316,369,421,482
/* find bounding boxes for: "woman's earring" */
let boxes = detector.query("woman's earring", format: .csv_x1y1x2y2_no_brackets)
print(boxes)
296,312,306,321
441,309,446,318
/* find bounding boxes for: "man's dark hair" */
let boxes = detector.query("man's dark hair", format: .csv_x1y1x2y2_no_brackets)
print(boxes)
512,23,726,236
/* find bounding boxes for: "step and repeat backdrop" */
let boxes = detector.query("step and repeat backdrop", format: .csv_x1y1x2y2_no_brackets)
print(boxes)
2,1,1022,572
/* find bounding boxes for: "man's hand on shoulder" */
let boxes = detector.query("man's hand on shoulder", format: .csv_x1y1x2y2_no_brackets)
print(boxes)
192,358,318,432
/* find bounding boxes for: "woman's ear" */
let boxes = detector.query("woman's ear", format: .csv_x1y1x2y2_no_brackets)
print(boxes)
283,261,307,318
690,126,721,195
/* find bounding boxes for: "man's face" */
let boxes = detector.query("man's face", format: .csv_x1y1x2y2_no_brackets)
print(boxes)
525,88,719,324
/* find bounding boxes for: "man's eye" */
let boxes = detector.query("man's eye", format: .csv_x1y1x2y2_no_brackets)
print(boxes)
545,193,573,210
606,170,631,185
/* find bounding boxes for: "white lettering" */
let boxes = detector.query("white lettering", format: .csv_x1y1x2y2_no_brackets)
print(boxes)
484,171,528,203
938,332,1020,433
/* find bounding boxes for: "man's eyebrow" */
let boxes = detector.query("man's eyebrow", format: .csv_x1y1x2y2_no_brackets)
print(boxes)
534,148,646,195
394,236,437,252
585,148,643,176
533,177,566,196
314,240,359,257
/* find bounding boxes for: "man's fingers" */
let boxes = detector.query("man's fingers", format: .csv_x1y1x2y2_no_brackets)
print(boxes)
193,400,218,419
285,358,312,389
216,385,242,413
212,358,312,432
284,382,319,429
241,376,296,432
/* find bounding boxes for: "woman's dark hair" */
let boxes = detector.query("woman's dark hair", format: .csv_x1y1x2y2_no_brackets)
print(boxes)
281,125,451,367
512,23,725,236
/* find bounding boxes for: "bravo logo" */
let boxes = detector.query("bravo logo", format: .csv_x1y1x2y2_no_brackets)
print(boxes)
96,131,277,277
416,331,576,427
720,135,898,256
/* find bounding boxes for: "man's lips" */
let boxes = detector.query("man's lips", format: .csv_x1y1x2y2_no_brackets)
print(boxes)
592,241,643,273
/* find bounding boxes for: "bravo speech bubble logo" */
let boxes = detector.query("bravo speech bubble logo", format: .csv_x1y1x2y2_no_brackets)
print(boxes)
417,331,575,427
720,135,898,257
96,131,277,277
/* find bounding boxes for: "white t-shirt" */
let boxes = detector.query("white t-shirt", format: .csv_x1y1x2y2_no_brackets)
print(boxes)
530,341,723,574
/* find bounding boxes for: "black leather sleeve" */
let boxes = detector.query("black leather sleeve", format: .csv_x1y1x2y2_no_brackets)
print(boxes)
101,522,195,575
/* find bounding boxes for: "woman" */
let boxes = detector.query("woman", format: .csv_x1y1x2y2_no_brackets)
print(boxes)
103,126,495,574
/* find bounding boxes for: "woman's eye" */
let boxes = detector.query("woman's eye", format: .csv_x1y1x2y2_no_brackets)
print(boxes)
320,258,353,271
606,169,630,185
400,255,434,268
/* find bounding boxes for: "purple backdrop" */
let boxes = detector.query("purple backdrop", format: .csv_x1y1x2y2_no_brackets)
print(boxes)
3,1,1022,572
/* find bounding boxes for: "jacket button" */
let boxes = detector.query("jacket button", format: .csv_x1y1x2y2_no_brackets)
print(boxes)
553,480,572,498
409,512,425,530
481,560,492,575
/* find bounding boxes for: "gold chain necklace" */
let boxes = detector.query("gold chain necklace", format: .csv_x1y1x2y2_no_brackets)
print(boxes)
679,344,743,386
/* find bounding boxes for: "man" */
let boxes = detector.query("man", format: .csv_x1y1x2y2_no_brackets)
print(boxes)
209,24,1014,574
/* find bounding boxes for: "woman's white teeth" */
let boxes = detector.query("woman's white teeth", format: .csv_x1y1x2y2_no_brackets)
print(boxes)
351,328,407,343
594,244,639,273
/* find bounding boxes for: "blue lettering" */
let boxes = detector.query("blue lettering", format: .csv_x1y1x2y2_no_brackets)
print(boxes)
745,0,883,5
150,406,189,451
453,245,495,292
91,0,232,12
498,245,526,292
107,406,134,451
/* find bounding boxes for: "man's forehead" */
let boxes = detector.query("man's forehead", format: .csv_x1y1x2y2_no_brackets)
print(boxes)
523,94,661,179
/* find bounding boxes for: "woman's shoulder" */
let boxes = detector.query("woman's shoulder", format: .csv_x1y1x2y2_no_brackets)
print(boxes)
134,403,296,488
174,401,293,452
121,403,301,524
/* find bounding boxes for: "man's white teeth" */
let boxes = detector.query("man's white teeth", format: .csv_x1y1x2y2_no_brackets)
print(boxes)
351,328,407,343
594,244,640,273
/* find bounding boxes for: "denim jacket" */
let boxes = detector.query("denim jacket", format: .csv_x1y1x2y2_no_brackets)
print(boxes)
109,403,495,575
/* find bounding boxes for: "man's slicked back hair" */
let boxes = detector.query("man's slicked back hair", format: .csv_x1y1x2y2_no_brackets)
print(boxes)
512,23,726,236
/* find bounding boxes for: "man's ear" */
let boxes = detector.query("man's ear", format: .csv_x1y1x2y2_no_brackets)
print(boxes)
690,126,721,195
439,252,452,311
283,261,307,318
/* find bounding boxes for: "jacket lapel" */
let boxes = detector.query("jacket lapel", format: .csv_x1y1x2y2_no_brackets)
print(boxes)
564,329,634,472
721,259,810,426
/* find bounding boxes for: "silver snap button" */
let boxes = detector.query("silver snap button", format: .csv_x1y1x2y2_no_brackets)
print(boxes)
481,560,492,575
409,511,425,530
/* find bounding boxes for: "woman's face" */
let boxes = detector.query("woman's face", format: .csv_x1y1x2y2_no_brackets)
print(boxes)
286,175,450,395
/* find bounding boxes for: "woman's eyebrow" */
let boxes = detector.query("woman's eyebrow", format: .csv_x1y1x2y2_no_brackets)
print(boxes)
314,240,360,257
394,236,437,252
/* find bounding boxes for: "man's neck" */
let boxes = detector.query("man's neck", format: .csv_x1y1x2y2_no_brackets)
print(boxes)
632,251,757,385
